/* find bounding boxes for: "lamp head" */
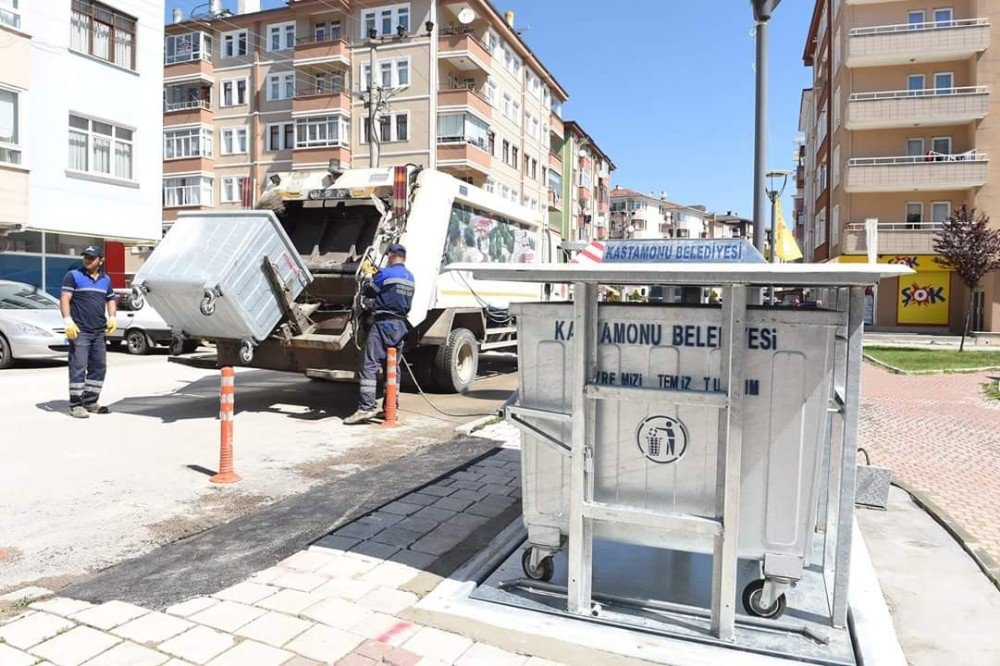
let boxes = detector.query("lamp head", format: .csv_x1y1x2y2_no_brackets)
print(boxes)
751,0,781,22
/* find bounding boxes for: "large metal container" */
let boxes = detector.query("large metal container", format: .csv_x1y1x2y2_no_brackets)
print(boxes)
511,302,837,565
133,211,312,343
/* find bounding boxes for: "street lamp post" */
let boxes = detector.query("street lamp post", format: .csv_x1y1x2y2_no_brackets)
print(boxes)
765,169,790,304
750,0,782,257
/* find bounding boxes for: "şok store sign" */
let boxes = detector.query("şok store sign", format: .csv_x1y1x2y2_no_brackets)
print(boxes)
840,255,951,326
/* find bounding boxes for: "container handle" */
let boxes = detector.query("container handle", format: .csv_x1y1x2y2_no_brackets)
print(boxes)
857,447,871,467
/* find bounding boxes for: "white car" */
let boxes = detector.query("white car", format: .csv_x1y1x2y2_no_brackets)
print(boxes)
110,293,199,355
0,279,68,369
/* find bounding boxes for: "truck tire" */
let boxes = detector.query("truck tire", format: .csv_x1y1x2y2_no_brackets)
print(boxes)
432,328,479,394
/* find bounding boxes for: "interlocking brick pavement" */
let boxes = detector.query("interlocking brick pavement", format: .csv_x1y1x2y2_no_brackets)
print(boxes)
859,364,1000,580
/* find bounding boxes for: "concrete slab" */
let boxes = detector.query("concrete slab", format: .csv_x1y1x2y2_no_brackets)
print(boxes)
857,487,1000,666
284,624,364,662
204,640,292,666
234,611,313,648
28,598,94,618
0,612,76,650
110,611,192,643
70,601,147,631
82,641,170,666
158,625,236,664
28,625,121,666
0,643,41,666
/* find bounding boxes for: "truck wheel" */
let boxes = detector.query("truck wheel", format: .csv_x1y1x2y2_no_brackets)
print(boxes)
432,328,479,394
125,329,150,355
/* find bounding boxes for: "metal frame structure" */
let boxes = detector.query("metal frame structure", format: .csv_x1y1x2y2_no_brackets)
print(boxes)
450,261,908,641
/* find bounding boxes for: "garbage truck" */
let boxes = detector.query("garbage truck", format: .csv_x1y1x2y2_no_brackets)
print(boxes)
133,166,550,392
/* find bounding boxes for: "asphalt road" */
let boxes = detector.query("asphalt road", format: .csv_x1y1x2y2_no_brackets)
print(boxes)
0,347,517,595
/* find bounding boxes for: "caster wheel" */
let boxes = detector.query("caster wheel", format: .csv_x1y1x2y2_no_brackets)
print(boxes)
238,341,254,365
200,297,216,316
521,549,554,582
742,579,786,619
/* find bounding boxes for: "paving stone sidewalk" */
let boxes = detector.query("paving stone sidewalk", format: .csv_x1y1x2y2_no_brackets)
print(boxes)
0,446,562,666
859,364,1000,581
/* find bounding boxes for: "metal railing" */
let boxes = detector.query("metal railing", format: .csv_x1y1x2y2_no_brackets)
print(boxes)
164,50,212,65
845,221,944,231
850,85,987,101
438,85,491,104
850,17,988,37
847,151,987,166
163,185,205,208
164,99,211,112
439,26,476,36
0,7,20,29
295,33,346,46
294,83,346,98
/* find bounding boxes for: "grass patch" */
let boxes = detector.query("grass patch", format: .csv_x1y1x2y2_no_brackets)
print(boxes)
864,346,1000,372
984,381,1000,402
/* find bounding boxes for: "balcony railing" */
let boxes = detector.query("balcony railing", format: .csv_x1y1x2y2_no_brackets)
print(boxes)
165,50,212,65
842,221,943,254
848,17,990,67
294,83,346,98
847,86,989,129
849,17,988,37
547,190,562,210
850,85,987,101
845,151,989,192
847,150,987,166
296,33,345,45
164,99,211,112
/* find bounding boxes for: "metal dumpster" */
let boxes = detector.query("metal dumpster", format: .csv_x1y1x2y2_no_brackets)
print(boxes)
133,211,312,359
446,245,911,642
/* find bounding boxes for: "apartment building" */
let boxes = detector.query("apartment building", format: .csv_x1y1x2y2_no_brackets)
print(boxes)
609,187,709,240
162,0,570,238
548,119,614,243
801,0,999,333
705,212,754,241
0,0,164,294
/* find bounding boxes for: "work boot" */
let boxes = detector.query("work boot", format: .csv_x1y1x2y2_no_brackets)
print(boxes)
85,404,110,414
69,406,90,419
343,409,377,425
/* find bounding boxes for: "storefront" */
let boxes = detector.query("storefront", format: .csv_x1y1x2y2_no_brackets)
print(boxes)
838,254,957,331
0,230,130,296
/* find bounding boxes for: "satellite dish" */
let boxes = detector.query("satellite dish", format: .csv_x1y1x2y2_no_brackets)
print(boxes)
458,8,476,24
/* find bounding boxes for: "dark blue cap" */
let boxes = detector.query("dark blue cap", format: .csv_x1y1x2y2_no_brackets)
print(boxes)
81,245,104,258
387,243,406,256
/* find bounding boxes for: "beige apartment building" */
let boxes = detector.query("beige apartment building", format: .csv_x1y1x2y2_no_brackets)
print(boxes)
162,0,569,231
801,0,1000,333
0,0,28,236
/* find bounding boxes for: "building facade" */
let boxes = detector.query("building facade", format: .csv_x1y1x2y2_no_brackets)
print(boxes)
162,0,572,244
802,0,999,332
609,187,709,241
548,119,614,245
0,0,164,294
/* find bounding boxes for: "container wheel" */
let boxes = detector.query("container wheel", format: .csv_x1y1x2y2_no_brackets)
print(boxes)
238,340,254,365
521,549,554,582
742,579,786,619
200,292,216,316
432,328,479,394
125,329,150,355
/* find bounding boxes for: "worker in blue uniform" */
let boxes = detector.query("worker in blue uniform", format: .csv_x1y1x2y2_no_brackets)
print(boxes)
344,243,414,425
60,245,117,419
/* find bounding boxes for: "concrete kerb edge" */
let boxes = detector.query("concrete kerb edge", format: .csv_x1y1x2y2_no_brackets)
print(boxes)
848,522,907,666
455,414,500,436
862,353,1000,375
888,480,1000,592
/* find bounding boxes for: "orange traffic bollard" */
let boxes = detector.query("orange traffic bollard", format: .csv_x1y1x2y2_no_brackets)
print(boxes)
211,366,242,484
381,348,399,428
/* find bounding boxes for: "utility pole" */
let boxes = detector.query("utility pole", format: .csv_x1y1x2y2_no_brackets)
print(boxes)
366,27,381,168
750,0,781,255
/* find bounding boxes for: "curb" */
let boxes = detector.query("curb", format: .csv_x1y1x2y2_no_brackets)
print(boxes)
891,480,1000,592
862,353,1000,375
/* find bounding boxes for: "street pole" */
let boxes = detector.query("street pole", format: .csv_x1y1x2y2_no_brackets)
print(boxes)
367,31,379,168
770,194,778,265
752,19,768,255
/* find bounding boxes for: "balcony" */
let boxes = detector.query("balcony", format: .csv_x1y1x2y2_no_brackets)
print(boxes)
549,151,562,170
847,18,990,67
294,35,350,64
293,144,350,171
438,30,491,74
547,190,563,211
437,141,492,175
845,152,989,192
292,85,350,114
842,222,941,255
846,86,989,129
550,113,564,139
437,87,491,118
163,99,212,125
578,186,592,201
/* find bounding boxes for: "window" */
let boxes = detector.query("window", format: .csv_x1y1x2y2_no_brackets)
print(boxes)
0,0,20,30
502,139,510,163
530,158,538,180
70,0,137,71
361,59,409,89
221,177,250,204
832,145,840,187
931,202,951,225
814,208,827,248
313,19,342,42
165,83,210,111
165,32,211,64
932,136,952,155
164,126,213,159
906,137,925,157
163,176,212,207
221,127,248,154
502,92,512,119
266,72,295,101
266,122,294,151
817,107,828,143
221,78,248,107
833,28,841,70
267,21,295,51
484,177,496,194
487,29,500,58
908,74,926,95
295,114,349,148
512,100,520,125
906,202,924,226
437,113,489,150
362,111,409,143
0,87,21,166
68,114,134,181
361,3,410,38
934,8,953,26
833,87,841,129
934,72,954,94
222,29,248,58
908,11,925,27
486,79,497,105
511,145,519,169
831,205,840,246
526,71,540,98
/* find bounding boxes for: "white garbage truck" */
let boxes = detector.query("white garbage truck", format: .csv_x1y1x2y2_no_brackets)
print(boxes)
133,166,550,392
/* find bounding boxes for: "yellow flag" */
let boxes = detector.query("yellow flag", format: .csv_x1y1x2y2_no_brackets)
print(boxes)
774,199,803,262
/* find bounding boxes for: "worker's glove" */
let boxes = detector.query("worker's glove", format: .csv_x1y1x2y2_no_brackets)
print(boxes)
64,317,80,340
360,260,377,278
106,318,117,335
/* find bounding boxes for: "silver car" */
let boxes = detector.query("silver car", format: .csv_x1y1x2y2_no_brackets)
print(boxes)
0,279,68,369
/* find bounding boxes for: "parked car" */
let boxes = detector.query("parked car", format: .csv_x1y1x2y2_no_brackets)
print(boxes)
0,279,68,369
110,292,199,355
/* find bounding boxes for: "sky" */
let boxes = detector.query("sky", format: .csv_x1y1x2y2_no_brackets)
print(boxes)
166,0,815,222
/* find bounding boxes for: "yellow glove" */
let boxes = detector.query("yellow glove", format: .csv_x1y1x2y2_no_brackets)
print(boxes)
64,317,80,340
360,260,377,278
106,318,117,335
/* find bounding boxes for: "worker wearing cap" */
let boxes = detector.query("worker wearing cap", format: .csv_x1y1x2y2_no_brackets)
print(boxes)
60,245,117,419
344,243,414,425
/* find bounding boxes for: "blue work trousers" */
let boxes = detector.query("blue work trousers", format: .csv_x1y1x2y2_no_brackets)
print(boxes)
359,319,408,411
68,329,107,407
